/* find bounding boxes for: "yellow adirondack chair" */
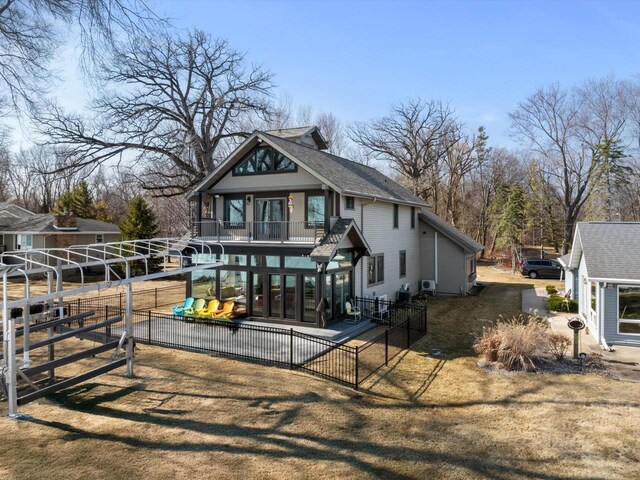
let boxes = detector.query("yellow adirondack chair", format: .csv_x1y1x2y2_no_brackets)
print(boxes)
198,299,221,317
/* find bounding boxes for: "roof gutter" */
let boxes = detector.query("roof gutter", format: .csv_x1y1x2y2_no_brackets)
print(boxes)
588,278,640,284
341,190,428,208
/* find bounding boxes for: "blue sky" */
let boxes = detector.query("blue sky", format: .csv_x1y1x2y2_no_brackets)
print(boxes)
33,0,640,149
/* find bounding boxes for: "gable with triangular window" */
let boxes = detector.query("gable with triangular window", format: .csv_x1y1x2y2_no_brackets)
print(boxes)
232,145,297,176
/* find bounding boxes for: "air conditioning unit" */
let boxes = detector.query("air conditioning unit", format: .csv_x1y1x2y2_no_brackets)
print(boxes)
375,294,389,314
421,279,436,295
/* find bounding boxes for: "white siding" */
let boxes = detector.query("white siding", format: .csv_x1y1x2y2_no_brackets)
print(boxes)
341,196,421,301
577,255,600,341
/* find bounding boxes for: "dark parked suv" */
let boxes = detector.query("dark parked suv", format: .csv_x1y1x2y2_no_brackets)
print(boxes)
520,258,562,279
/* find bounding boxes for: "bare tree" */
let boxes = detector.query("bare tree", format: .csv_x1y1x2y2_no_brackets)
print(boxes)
348,98,456,201
0,0,160,114
36,29,275,196
316,112,347,155
509,84,594,253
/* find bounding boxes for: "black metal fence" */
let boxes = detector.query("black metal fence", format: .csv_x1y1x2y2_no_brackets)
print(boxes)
64,296,427,389
356,307,427,385
64,284,184,313
354,296,425,327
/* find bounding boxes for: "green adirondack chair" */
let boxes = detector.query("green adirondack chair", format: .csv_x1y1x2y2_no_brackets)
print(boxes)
183,298,206,317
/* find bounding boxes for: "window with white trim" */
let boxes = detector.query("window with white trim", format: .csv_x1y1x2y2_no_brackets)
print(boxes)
619,285,640,335
96,234,104,243
17,233,32,251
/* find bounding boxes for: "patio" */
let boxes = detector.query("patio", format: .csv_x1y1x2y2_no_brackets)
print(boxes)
119,315,376,365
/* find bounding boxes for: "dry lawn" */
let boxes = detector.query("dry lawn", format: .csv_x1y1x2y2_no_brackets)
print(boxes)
1,264,639,479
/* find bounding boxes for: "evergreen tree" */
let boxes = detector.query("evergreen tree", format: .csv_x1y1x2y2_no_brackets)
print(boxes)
120,196,160,274
497,184,526,272
53,181,96,218
591,138,630,221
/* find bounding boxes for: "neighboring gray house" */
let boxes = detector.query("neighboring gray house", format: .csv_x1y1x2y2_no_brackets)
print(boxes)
559,222,640,348
186,126,483,327
0,208,121,263
0,203,35,252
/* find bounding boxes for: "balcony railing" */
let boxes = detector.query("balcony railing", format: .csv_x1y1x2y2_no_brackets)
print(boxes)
192,220,325,244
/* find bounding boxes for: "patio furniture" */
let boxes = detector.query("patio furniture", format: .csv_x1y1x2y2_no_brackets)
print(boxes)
173,297,194,316
213,301,235,319
184,298,206,317
198,299,220,317
345,301,362,324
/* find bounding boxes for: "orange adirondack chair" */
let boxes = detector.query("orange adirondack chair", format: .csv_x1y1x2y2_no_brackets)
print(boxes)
213,301,235,319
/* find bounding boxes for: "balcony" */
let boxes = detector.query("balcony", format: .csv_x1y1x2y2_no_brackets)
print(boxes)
192,220,325,244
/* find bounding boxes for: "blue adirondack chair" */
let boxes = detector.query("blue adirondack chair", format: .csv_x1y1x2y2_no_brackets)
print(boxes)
173,297,195,316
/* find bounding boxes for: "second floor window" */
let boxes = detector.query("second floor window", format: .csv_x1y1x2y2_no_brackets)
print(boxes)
345,196,355,209
225,197,245,227
306,194,325,227
393,204,399,228
411,207,415,229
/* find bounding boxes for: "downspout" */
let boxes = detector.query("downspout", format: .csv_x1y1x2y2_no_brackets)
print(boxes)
434,231,438,294
359,197,376,299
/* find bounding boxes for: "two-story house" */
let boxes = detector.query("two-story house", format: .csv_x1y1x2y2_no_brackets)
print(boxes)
186,126,482,327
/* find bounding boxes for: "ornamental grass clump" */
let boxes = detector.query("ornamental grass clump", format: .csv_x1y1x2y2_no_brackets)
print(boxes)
474,315,550,372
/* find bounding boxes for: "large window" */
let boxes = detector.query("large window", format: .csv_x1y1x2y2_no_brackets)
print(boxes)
233,146,296,175
399,250,407,278
252,255,280,268
221,254,247,266
17,233,32,251
224,197,245,227
619,286,640,335
306,194,325,227
192,269,218,299
368,254,384,286
220,270,247,309
285,256,315,269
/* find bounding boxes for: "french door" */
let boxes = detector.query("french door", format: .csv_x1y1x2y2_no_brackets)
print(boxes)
255,198,285,240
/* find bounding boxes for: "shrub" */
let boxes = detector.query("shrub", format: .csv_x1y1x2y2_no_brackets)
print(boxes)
546,295,578,313
548,333,572,360
474,315,550,371
546,285,558,295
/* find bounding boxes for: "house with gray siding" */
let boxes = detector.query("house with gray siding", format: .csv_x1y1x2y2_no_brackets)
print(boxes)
560,222,640,348
186,126,483,327
0,207,121,263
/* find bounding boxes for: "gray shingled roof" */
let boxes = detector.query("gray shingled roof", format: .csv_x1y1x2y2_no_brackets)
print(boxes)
310,218,371,262
0,203,34,228
572,222,640,280
262,133,428,207
1,214,119,234
418,210,483,254
265,126,328,150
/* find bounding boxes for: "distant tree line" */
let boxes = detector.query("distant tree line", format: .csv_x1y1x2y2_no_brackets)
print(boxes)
0,3,638,249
